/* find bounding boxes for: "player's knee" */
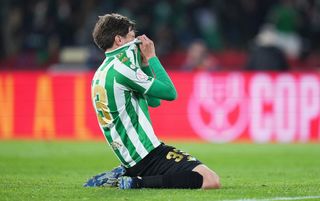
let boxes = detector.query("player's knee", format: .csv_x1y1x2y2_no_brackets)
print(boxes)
202,171,220,189
193,165,220,189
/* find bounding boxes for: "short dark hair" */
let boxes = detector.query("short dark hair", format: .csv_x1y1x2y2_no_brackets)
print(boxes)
92,13,136,51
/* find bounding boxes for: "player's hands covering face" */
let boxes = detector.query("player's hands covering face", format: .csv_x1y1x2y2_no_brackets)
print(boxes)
138,35,156,65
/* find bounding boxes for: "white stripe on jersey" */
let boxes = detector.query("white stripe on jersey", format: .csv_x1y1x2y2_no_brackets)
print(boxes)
110,125,136,167
130,97,160,148
113,59,153,90
92,58,115,89
126,48,139,68
113,80,149,159
92,60,108,107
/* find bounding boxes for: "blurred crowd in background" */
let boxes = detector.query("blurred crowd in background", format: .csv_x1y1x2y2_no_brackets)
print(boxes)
1,0,320,71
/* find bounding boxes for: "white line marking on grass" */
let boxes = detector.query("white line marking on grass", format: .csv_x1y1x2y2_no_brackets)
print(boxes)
222,195,320,201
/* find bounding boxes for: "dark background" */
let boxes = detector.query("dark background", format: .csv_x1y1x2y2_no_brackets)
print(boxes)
1,0,320,70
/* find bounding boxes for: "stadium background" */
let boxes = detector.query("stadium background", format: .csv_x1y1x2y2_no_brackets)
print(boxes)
1,0,320,143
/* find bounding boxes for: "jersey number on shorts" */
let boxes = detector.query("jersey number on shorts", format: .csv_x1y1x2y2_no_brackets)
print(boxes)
166,149,184,162
166,149,197,162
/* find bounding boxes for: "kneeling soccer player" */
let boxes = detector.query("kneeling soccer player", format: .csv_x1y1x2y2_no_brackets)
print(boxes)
84,13,220,189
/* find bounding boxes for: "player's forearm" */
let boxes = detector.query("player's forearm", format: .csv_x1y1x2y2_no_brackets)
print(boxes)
148,57,177,100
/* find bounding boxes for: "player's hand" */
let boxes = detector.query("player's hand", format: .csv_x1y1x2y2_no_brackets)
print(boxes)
137,35,156,62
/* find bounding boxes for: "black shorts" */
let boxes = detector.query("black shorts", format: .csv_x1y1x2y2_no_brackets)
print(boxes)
125,143,202,177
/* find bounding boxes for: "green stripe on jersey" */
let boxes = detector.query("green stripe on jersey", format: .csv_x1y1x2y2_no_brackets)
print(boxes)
101,57,114,71
124,91,154,152
115,72,146,93
137,94,152,124
131,49,137,66
102,128,129,166
106,68,142,164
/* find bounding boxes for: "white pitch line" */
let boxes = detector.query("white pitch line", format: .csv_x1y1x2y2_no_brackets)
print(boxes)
222,195,320,201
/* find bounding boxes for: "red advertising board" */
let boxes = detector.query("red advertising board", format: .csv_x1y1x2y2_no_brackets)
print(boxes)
0,71,319,143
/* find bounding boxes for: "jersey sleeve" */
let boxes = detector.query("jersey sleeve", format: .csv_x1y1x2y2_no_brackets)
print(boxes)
145,57,177,101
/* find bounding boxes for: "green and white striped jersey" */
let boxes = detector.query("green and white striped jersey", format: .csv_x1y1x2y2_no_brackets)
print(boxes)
91,40,161,168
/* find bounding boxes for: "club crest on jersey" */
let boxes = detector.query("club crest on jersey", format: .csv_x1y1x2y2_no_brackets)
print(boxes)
136,68,148,81
121,57,128,63
116,53,123,58
116,53,128,63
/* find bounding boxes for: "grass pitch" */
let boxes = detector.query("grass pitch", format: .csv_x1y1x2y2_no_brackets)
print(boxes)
0,141,320,201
